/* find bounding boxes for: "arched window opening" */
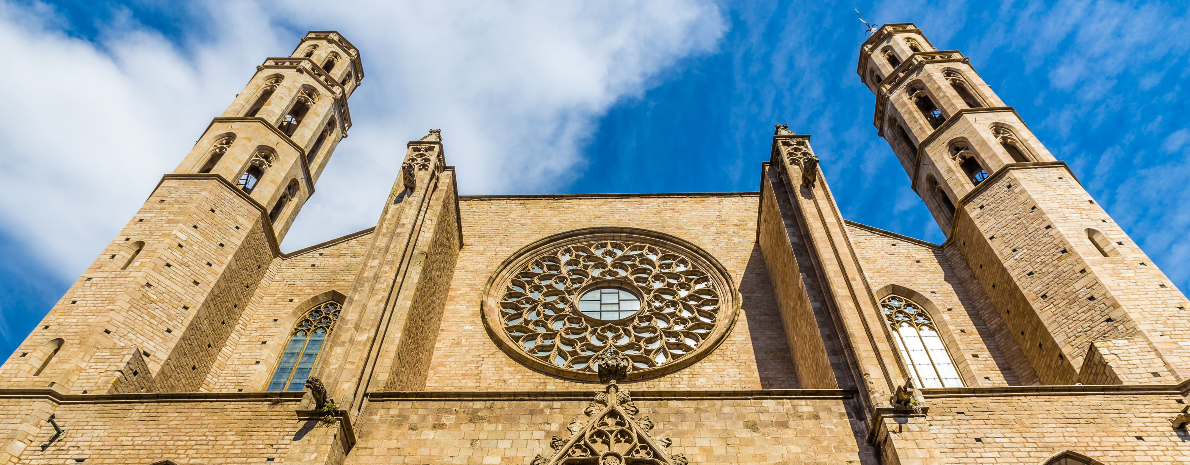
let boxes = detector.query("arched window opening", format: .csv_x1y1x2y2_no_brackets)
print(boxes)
245,75,283,118
269,180,300,223
905,38,923,53
1044,451,1103,465
928,176,956,218
869,69,882,86
278,88,317,137
944,71,983,108
882,47,901,69
321,52,339,73
198,135,235,174
993,125,1034,163
32,338,64,376
1086,229,1120,257
959,156,988,186
894,123,918,158
910,86,945,128
238,149,274,194
268,301,341,391
302,44,317,58
121,241,145,271
880,295,962,388
307,118,336,163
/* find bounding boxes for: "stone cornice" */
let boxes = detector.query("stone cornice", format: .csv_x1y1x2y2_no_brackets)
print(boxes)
202,117,316,196
856,23,923,77
366,389,856,402
843,220,941,250
458,192,760,201
920,380,1190,398
305,31,364,83
0,388,304,403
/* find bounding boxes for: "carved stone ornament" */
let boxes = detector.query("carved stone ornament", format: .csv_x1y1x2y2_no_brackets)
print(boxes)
304,376,328,409
531,382,690,465
408,145,435,171
401,161,417,190
778,138,819,188
483,228,738,382
773,123,793,136
262,75,284,91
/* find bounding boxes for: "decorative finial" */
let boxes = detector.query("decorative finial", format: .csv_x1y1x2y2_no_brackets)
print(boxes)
774,124,793,136
420,129,442,142
856,9,879,36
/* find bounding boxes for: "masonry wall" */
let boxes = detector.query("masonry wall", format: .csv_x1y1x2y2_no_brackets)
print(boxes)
0,393,304,465
349,394,874,465
847,223,1035,386
921,388,1190,463
425,194,799,391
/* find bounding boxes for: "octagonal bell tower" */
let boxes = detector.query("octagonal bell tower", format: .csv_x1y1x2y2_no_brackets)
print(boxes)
859,24,1190,385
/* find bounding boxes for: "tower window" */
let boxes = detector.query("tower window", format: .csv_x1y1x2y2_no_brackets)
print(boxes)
302,44,317,58
120,241,145,271
278,88,317,137
881,295,963,388
869,69,882,87
905,38,923,53
267,300,341,391
928,176,956,219
245,75,283,118
959,156,988,185
945,71,983,109
340,71,352,87
322,52,339,73
910,86,945,128
32,338,64,376
198,134,235,174
1086,229,1120,257
882,47,901,69
307,117,336,163
238,149,275,194
894,123,917,159
1044,452,1102,465
269,180,300,223
992,124,1034,163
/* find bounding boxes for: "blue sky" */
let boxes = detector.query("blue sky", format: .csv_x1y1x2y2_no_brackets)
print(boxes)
0,0,1187,359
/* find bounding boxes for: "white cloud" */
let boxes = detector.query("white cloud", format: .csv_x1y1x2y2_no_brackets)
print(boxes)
0,0,725,278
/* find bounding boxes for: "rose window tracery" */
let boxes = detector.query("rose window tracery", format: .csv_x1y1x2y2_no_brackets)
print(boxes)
483,229,738,381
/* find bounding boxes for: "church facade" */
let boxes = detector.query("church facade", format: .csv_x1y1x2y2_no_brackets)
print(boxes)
1,24,1188,464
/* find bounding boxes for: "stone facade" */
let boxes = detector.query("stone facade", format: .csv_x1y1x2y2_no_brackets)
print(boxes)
0,25,1188,465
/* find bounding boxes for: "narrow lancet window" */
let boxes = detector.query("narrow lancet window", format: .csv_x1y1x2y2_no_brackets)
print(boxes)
959,156,988,185
32,338,64,376
121,241,145,270
905,38,923,53
895,123,917,158
245,76,283,118
993,125,1034,163
268,301,341,391
238,149,275,194
307,118,335,163
928,176,956,218
322,52,339,73
302,44,317,58
278,88,317,137
881,295,962,388
910,86,945,128
882,47,901,69
945,71,983,109
198,135,234,174
269,180,300,223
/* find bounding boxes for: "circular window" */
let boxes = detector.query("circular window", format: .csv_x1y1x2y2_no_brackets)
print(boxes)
577,287,641,320
482,228,739,381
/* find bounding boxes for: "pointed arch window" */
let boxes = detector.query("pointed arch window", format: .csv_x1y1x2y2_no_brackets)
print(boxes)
927,176,956,218
302,44,318,58
993,125,1034,163
959,156,988,185
278,88,317,137
307,117,336,163
905,38,923,53
1086,229,1120,257
881,295,962,388
198,135,234,174
238,149,275,194
882,47,901,69
944,70,984,108
909,85,945,129
269,179,300,223
32,338,63,376
245,75,283,118
1045,452,1103,465
322,52,339,73
268,301,341,391
891,122,918,160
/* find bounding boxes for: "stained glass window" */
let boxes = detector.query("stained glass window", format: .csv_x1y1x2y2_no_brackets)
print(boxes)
267,301,340,391
881,295,963,388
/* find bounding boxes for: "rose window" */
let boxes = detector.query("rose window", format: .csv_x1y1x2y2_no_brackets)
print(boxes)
482,228,738,381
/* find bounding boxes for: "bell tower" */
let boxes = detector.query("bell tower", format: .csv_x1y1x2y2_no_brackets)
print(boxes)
859,24,1190,385
0,32,364,395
